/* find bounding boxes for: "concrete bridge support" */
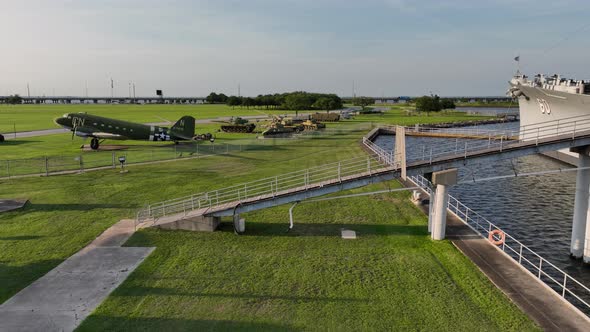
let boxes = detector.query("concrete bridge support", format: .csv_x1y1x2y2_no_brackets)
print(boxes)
570,147,590,258
430,169,458,240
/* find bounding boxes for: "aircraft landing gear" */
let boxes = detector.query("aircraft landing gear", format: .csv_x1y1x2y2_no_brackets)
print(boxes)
90,138,100,150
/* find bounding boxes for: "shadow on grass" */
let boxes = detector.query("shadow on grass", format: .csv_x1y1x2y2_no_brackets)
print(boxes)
78,316,300,331
217,221,428,237
25,203,130,212
112,286,368,303
0,140,43,146
0,235,43,240
0,259,63,304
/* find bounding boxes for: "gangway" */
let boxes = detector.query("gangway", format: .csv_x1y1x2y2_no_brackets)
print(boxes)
137,114,590,231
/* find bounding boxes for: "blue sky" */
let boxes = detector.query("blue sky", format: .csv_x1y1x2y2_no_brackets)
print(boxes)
1,0,589,97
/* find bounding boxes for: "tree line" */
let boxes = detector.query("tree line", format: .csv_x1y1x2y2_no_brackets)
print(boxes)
414,95,455,113
206,91,344,112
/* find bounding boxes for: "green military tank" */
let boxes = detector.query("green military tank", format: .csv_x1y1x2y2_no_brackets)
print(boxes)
220,117,256,133
310,112,340,122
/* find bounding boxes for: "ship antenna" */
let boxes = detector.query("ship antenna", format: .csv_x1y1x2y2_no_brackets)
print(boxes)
514,55,521,75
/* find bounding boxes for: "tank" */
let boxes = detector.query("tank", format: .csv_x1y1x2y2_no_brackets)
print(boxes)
310,112,340,122
220,117,256,133
261,119,304,137
301,119,326,131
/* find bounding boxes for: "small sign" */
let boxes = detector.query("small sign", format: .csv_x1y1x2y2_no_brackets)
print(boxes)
156,90,162,96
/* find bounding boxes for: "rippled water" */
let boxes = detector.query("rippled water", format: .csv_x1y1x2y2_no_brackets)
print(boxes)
374,122,590,289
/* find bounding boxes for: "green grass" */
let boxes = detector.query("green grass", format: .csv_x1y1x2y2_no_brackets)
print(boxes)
0,104,294,133
1,107,492,162
0,126,368,303
77,183,537,331
0,113,537,330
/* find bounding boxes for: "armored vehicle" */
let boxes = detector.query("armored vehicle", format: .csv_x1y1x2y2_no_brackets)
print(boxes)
220,117,256,133
311,113,340,122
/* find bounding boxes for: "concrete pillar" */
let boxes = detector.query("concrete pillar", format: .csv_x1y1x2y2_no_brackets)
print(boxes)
570,147,590,258
431,169,458,240
432,184,450,240
428,191,435,233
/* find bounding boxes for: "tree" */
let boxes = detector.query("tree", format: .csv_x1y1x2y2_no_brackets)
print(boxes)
5,94,23,104
414,95,443,114
352,97,373,110
206,92,219,104
284,92,314,110
227,96,242,109
440,99,456,110
243,97,255,109
312,97,339,113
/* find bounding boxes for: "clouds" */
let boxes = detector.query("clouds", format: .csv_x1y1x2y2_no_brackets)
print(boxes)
1,0,589,96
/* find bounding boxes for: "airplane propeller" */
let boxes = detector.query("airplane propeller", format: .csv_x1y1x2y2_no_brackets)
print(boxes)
71,123,78,140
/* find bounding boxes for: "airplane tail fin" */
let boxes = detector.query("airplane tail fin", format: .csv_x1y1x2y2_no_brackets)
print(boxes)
170,116,195,140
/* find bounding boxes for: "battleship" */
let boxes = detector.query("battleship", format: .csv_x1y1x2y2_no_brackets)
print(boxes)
509,73,590,163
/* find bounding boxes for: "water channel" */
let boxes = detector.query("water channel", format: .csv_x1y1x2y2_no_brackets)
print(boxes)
374,108,590,293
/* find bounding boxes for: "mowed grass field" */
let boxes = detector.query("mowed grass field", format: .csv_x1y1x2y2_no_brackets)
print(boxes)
0,104,292,133
0,105,493,161
0,105,536,330
0,125,369,303
0,103,495,134
78,183,537,331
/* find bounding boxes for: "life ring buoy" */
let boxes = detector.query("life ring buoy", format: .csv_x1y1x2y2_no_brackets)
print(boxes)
488,229,505,245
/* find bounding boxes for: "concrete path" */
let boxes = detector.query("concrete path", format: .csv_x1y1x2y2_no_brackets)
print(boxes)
0,219,154,332
406,181,590,331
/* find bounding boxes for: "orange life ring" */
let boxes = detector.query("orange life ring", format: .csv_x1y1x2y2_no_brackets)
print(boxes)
488,229,505,245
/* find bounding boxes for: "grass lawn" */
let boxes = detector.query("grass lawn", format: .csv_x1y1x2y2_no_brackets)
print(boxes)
0,107,493,162
77,183,537,331
0,126,367,303
0,112,537,330
0,104,294,133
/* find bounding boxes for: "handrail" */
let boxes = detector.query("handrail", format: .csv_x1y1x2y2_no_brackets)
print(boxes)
410,175,590,315
136,154,395,225
404,114,590,164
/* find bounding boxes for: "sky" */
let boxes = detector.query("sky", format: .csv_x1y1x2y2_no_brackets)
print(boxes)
1,0,589,97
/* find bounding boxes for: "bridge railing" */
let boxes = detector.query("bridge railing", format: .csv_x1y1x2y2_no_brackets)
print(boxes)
136,155,393,224
403,126,519,138
405,113,590,164
410,175,590,316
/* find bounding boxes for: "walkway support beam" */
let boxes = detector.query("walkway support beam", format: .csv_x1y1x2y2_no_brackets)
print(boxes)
431,168,458,240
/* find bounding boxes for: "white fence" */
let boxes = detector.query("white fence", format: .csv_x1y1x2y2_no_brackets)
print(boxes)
410,175,590,316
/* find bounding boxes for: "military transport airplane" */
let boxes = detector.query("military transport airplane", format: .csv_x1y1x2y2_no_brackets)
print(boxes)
55,113,199,150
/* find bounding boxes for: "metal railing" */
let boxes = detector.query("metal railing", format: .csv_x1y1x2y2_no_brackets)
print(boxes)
0,143,251,179
136,155,394,225
403,125,519,138
401,113,590,164
362,136,400,166
410,175,590,315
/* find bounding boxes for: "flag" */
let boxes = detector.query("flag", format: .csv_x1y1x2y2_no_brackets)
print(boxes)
110,78,114,88
514,56,520,62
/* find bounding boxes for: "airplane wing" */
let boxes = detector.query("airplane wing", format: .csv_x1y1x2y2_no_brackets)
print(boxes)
90,132,128,140
72,126,128,140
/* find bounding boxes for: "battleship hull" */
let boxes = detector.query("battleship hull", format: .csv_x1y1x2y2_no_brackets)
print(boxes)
511,84,590,127
511,83,590,163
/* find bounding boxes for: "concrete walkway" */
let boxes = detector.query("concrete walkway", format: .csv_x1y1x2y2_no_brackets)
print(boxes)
0,219,154,332
406,181,590,331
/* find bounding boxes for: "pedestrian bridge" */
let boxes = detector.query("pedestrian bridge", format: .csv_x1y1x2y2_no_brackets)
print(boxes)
136,113,590,230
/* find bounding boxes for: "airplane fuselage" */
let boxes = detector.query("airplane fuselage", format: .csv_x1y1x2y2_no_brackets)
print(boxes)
55,113,188,142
